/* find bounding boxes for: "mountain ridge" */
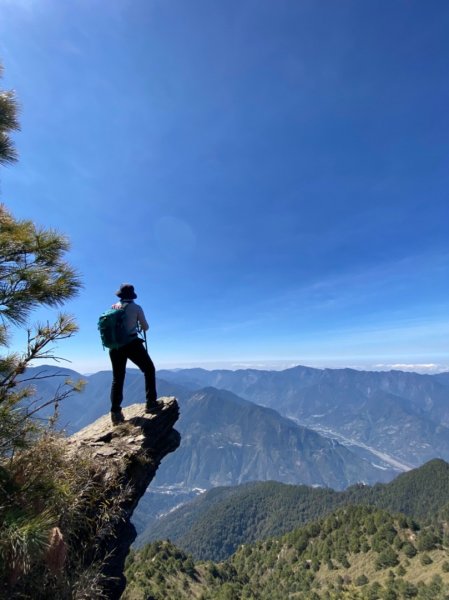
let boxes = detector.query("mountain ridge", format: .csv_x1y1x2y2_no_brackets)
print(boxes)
151,386,395,491
136,458,449,561
157,365,449,467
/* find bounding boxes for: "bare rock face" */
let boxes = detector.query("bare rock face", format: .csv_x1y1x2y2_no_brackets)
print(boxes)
68,397,180,599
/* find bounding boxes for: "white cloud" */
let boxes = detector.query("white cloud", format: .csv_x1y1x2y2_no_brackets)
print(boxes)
373,363,447,374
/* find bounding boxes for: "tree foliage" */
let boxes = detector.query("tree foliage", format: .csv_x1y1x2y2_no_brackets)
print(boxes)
125,505,449,599
0,202,82,456
0,64,19,166
141,459,449,563
0,205,81,325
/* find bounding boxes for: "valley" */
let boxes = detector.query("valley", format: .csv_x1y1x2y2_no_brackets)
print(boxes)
22,364,449,543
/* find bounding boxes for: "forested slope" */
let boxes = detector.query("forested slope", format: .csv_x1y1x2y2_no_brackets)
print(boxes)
137,459,449,561
125,505,449,599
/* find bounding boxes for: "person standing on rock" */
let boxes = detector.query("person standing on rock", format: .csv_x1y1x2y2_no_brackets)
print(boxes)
108,283,158,425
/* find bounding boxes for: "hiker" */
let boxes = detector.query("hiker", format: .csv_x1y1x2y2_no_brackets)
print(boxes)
108,283,158,425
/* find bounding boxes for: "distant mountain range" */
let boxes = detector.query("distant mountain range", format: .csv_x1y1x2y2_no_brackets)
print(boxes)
158,366,449,467
20,366,394,487
25,364,449,468
21,363,449,536
148,386,394,491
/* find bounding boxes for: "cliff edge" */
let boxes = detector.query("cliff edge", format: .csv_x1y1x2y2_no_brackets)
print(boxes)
68,397,180,599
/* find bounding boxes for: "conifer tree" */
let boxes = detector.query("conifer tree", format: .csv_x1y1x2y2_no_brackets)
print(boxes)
0,203,82,453
0,65,82,454
0,63,19,165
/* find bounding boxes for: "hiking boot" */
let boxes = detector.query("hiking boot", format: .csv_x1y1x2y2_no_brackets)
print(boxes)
111,410,125,425
145,401,161,414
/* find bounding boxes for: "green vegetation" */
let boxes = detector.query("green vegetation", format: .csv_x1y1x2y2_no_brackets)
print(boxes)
361,459,449,520
125,506,449,599
1,433,130,598
0,63,19,166
141,481,344,560
139,459,449,561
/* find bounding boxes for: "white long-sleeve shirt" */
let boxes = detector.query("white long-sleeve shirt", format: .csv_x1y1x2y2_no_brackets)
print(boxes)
112,300,149,335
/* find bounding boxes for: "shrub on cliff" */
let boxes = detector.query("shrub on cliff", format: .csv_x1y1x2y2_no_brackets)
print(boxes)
0,432,131,598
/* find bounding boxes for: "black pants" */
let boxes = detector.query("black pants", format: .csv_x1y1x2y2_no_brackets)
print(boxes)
109,338,157,411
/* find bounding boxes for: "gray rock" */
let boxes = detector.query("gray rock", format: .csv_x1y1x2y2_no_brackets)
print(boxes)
67,397,180,599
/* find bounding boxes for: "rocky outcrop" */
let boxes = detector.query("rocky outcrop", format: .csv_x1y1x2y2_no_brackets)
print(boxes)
68,397,180,599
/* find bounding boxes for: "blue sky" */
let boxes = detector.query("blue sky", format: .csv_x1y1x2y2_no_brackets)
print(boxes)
1,0,448,374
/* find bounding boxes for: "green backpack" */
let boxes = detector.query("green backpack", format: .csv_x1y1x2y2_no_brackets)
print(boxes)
98,304,131,350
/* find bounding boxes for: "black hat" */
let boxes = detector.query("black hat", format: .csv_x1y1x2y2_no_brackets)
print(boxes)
115,283,137,300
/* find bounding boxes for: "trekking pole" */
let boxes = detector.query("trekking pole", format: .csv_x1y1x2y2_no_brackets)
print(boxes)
143,329,148,352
